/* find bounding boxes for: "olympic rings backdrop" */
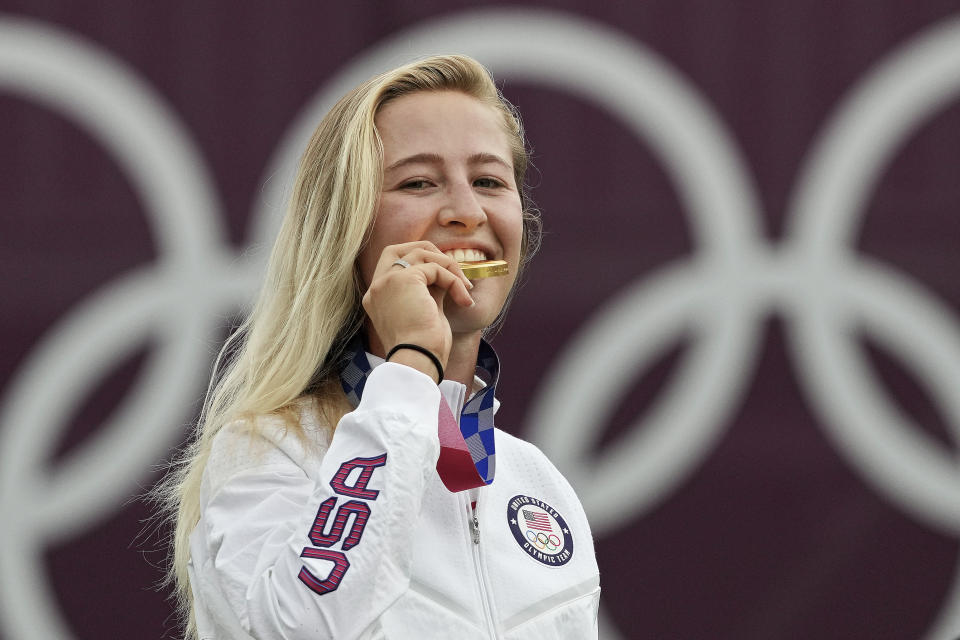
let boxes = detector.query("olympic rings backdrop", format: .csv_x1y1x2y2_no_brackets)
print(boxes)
2,2,959,639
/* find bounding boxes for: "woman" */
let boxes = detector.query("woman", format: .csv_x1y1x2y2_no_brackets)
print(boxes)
161,54,600,639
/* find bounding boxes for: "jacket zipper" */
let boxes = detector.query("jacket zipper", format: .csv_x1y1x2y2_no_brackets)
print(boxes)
466,495,500,639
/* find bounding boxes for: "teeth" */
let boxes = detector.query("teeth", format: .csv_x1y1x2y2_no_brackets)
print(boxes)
445,249,487,262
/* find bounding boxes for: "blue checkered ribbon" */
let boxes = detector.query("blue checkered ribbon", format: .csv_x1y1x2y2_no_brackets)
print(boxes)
339,336,500,485
339,343,372,408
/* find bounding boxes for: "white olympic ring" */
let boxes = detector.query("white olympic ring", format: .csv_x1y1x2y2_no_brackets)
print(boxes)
1,8,959,640
0,15,241,640
519,13,960,640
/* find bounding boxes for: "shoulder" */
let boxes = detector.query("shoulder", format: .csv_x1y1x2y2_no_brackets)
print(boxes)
494,428,577,496
203,396,334,500
495,428,553,468
214,395,333,455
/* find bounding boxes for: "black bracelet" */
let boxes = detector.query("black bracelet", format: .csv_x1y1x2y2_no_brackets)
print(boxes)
385,343,444,383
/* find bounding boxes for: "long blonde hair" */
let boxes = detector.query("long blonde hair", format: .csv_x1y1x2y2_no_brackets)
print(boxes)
155,54,540,638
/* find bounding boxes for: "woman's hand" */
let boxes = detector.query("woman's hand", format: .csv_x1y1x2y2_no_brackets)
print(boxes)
362,241,474,381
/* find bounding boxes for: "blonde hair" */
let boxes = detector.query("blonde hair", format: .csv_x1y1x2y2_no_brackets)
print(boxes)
154,54,539,638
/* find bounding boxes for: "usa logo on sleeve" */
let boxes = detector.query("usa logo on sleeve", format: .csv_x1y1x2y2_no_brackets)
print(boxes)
506,495,574,567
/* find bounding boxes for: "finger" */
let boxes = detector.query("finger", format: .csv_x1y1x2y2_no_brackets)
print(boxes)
389,257,412,271
378,241,440,267
394,246,473,290
414,262,475,308
372,241,434,276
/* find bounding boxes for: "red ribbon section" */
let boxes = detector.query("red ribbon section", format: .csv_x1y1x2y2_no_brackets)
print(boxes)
435,397,485,492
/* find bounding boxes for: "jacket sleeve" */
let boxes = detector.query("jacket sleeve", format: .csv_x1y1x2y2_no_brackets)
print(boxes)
189,362,442,639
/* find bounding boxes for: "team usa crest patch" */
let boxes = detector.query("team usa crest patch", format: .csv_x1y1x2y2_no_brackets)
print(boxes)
506,495,574,567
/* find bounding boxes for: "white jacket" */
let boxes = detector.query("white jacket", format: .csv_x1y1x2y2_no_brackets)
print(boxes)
189,360,600,639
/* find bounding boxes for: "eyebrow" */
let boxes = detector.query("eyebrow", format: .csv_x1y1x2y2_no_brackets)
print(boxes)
384,152,513,173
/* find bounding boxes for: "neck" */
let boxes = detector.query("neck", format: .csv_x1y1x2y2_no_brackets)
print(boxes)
445,331,483,389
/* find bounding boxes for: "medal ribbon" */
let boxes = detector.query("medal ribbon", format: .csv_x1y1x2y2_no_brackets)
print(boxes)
339,337,499,492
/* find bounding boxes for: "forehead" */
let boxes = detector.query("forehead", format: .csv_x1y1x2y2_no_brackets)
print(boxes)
375,91,511,165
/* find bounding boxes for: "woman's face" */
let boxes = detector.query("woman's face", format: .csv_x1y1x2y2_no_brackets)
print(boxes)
359,90,524,334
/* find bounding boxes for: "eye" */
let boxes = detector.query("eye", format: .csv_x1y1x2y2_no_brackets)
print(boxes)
400,179,433,190
473,177,505,189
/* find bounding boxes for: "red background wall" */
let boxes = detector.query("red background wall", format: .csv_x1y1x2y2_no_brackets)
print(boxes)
1,2,959,639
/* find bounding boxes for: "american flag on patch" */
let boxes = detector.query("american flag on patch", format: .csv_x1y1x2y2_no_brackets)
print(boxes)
522,509,553,532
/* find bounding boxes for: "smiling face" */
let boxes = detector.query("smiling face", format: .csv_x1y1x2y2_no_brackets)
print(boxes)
359,90,524,334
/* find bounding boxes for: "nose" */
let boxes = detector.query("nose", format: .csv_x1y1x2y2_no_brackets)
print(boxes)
437,180,486,229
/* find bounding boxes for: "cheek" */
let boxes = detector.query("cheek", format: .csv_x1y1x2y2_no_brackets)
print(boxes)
357,218,393,288
357,245,380,289
503,206,525,262
357,203,423,286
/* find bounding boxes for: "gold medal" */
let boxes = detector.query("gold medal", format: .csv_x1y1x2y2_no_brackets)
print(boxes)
459,260,509,279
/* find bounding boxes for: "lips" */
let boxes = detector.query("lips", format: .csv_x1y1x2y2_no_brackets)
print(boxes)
444,248,487,262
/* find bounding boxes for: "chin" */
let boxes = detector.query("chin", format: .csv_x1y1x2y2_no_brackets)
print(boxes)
445,301,503,334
